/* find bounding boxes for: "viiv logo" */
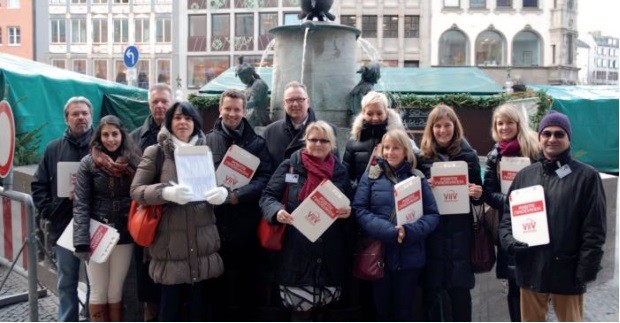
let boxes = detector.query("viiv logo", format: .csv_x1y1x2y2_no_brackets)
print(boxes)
405,211,416,222
522,218,537,233
443,190,458,202
224,175,238,187
305,211,320,225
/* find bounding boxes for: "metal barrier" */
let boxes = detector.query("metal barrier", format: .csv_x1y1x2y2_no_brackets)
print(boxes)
0,171,40,321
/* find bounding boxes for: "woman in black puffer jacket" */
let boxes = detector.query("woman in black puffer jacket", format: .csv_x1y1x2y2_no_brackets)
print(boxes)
73,115,141,321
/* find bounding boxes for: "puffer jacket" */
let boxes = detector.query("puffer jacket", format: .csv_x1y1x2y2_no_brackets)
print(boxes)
130,128,223,285
342,108,405,189
352,158,440,271
73,154,136,247
31,127,93,245
205,117,273,247
416,139,483,290
499,150,606,294
259,150,352,286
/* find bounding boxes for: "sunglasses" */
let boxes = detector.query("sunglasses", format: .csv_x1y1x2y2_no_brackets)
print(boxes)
285,97,307,104
540,130,566,139
307,138,331,144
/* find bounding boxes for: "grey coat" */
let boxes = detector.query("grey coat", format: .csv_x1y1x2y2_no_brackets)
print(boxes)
130,128,224,285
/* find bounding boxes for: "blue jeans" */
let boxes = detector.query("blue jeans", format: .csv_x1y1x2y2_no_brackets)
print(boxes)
54,246,81,322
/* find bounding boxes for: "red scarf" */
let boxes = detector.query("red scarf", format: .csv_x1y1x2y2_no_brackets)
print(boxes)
91,147,135,178
299,149,335,201
498,138,521,157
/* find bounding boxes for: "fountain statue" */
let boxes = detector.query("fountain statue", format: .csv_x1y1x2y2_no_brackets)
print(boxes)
348,62,381,121
235,57,270,127
300,0,335,21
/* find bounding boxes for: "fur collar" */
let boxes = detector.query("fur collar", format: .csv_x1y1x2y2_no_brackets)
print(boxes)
349,108,405,140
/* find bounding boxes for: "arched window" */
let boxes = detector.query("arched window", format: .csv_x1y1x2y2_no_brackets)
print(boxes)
512,30,541,66
475,30,506,66
439,29,469,66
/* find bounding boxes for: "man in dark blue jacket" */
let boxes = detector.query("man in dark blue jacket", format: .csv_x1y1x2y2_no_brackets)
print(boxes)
32,96,94,321
205,89,273,321
500,111,606,321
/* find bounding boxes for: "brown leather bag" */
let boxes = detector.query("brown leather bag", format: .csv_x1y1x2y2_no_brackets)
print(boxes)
353,237,385,280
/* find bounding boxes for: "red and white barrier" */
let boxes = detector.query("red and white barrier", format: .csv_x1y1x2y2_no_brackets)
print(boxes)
0,195,29,270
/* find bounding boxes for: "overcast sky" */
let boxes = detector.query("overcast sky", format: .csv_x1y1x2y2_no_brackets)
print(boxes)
578,0,620,38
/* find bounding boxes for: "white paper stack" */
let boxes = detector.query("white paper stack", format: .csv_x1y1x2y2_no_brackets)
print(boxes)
393,175,423,225
509,185,549,246
499,157,531,194
215,145,260,190
291,180,350,243
431,161,470,215
57,219,120,263
174,145,217,201
57,162,81,197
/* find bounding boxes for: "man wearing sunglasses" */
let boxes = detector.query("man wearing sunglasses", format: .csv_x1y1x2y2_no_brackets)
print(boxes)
499,110,606,321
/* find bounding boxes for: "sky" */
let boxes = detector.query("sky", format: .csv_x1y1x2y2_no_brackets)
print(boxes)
578,0,620,38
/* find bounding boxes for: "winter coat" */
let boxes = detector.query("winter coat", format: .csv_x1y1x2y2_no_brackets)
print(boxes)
342,108,405,189
73,154,135,247
262,108,339,169
130,128,223,285
352,158,440,271
259,150,352,287
205,117,273,248
499,151,606,294
416,139,483,290
130,115,161,152
31,127,93,245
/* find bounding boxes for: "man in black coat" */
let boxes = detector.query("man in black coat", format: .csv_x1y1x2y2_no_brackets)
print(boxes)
32,96,94,321
129,83,172,321
500,111,606,321
204,89,273,321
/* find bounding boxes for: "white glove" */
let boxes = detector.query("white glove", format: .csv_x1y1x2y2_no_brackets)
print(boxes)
204,187,228,205
162,184,194,205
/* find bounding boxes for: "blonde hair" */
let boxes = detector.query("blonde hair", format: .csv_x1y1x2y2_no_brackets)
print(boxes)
491,103,540,160
361,91,388,113
420,104,464,158
382,129,416,168
304,121,337,149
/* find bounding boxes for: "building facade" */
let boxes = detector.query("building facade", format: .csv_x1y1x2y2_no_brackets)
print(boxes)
34,0,175,89
0,0,34,59
579,31,619,85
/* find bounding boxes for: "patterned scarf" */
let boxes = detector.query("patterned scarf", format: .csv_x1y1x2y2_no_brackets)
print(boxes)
299,149,335,201
498,138,521,157
91,146,135,178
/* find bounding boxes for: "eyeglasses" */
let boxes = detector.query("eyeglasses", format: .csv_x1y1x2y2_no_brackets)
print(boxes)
307,138,330,144
285,97,307,104
540,130,566,139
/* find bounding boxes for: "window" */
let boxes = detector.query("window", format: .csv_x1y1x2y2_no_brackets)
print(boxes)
566,34,573,64
404,15,419,38
439,29,469,65
51,59,66,69
113,19,129,43
340,15,357,28
283,12,300,25
73,60,86,74
93,18,108,43
71,18,87,43
404,60,420,67
235,13,254,50
188,15,207,51
157,60,171,84
50,0,67,4
212,14,230,51
115,60,127,84
137,60,150,89
362,15,377,38
609,71,618,81
0,28,2,44
71,0,86,4
444,0,459,7
8,26,20,45
8,0,20,8
567,0,574,9
92,0,108,4
113,0,129,3
383,16,398,38
470,0,486,8
475,30,505,66
135,18,150,43
188,0,207,9
512,30,541,66
235,0,276,8
94,60,108,79
156,18,171,43
51,19,66,43
496,0,512,7
259,12,277,50
283,0,300,6
522,0,537,8
134,0,151,4
187,56,230,88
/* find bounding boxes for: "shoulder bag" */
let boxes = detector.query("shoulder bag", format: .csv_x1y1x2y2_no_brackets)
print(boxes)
471,204,496,273
128,146,163,247
258,166,293,251
353,209,396,280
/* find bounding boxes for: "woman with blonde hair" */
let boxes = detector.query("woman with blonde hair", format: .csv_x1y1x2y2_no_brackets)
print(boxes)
483,103,540,321
416,104,484,321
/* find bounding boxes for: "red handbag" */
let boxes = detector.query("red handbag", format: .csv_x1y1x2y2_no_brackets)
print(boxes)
128,200,162,247
258,166,293,251
353,237,385,280
471,205,496,273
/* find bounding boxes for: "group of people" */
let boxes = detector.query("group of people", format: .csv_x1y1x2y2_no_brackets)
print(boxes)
31,80,606,322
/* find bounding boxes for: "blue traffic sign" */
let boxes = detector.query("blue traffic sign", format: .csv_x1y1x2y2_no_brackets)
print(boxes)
123,45,139,68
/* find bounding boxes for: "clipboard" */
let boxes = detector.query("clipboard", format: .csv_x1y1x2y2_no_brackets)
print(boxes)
174,145,217,202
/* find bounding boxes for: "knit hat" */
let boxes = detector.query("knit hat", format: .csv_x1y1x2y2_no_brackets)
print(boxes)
538,110,572,140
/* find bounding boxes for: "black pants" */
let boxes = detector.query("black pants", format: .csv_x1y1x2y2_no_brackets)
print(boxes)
160,281,208,321
134,246,161,303
507,278,521,322
425,288,472,322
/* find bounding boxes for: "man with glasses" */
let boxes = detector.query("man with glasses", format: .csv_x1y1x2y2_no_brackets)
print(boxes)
499,111,606,321
263,81,339,167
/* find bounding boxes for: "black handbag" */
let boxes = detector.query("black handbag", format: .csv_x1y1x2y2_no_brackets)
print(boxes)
471,204,496,273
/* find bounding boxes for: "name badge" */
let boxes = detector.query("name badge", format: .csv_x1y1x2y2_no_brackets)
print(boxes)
285,173,299,183
556,164,572,178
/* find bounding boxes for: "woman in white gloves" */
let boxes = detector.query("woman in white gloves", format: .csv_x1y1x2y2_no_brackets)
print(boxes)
130,101,227,321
